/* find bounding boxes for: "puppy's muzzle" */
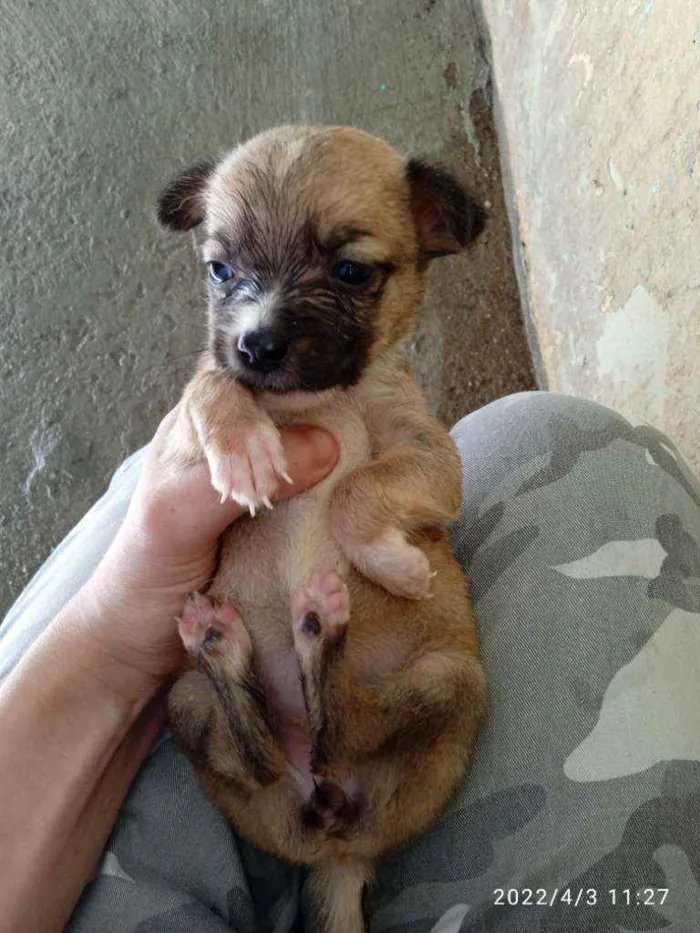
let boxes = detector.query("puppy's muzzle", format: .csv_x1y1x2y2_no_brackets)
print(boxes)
237,328,289,373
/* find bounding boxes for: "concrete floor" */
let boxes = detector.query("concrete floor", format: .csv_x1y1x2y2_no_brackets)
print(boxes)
0,0,534,616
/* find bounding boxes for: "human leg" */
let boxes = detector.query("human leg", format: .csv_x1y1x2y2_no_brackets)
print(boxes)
366,392,700,932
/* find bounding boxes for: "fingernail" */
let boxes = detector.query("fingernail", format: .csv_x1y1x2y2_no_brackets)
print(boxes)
307,428,338,469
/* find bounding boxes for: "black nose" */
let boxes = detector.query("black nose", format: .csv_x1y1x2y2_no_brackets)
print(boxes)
237,329,289,372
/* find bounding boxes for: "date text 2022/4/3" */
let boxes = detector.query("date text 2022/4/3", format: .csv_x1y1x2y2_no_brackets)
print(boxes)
493,887,669,908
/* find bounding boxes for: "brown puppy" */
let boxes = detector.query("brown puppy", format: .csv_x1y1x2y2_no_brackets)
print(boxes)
160,126,488,933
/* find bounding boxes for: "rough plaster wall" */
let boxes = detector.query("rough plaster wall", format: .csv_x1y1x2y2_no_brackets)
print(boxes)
0,0,533,615
480,0,700,470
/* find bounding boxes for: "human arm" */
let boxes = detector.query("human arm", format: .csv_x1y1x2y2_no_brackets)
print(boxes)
0,408,337,933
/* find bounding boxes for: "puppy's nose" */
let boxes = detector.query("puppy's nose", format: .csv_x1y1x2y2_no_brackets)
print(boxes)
237,329,289,371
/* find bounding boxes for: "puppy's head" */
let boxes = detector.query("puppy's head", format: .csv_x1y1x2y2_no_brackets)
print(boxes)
157,126,485,396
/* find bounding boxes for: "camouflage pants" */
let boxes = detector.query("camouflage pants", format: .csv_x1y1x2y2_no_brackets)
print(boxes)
2,392,699,932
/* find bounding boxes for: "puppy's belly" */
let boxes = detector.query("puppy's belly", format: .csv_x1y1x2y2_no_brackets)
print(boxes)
212,400,370,610
207,399,372,760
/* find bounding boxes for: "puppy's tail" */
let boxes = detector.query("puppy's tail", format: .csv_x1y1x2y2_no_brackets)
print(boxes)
311,857,374,933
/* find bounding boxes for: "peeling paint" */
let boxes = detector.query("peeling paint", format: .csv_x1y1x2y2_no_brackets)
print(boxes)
596,285,670,425
607,158,625,192
544,1,568,52
568,51,594,106
568,52,593,86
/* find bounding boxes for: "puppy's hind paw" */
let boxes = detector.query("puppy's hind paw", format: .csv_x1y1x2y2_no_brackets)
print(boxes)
291,570,349,656
179,593,251,660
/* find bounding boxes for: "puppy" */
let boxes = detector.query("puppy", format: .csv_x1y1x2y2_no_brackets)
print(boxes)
160,126,488,933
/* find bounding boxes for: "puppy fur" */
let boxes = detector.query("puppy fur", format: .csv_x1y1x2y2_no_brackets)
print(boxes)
160,126,488,933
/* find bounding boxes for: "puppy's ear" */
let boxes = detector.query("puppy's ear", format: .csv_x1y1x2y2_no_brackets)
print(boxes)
156,159,218,231
406,159,486,259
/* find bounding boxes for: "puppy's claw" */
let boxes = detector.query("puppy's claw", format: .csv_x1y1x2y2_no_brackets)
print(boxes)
227,489,257,517
186,591,208,610
201,418,291,515
282,471,294,486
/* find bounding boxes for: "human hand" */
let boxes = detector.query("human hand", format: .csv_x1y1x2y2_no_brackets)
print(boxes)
57,406,338,703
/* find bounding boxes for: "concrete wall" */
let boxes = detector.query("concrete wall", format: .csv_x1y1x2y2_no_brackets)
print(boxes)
480,0,700,471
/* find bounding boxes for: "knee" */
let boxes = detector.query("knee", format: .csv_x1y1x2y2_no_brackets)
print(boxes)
449,390,648,470
451,391,633,441
447,391,695,521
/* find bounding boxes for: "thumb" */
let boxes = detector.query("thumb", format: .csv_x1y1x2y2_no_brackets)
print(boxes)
276,425,340,501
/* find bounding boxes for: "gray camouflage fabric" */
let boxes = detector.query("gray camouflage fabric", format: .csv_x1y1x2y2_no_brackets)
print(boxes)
2,390,699,932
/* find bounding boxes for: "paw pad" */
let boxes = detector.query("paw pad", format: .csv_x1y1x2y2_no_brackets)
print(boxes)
300,611,322,637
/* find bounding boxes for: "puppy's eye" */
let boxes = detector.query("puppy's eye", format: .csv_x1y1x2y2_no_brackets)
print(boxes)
207,261,235,284
332,261,375,286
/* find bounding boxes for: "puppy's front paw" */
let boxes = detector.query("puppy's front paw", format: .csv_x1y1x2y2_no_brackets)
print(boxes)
345,528,433,599
203,419,292,516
